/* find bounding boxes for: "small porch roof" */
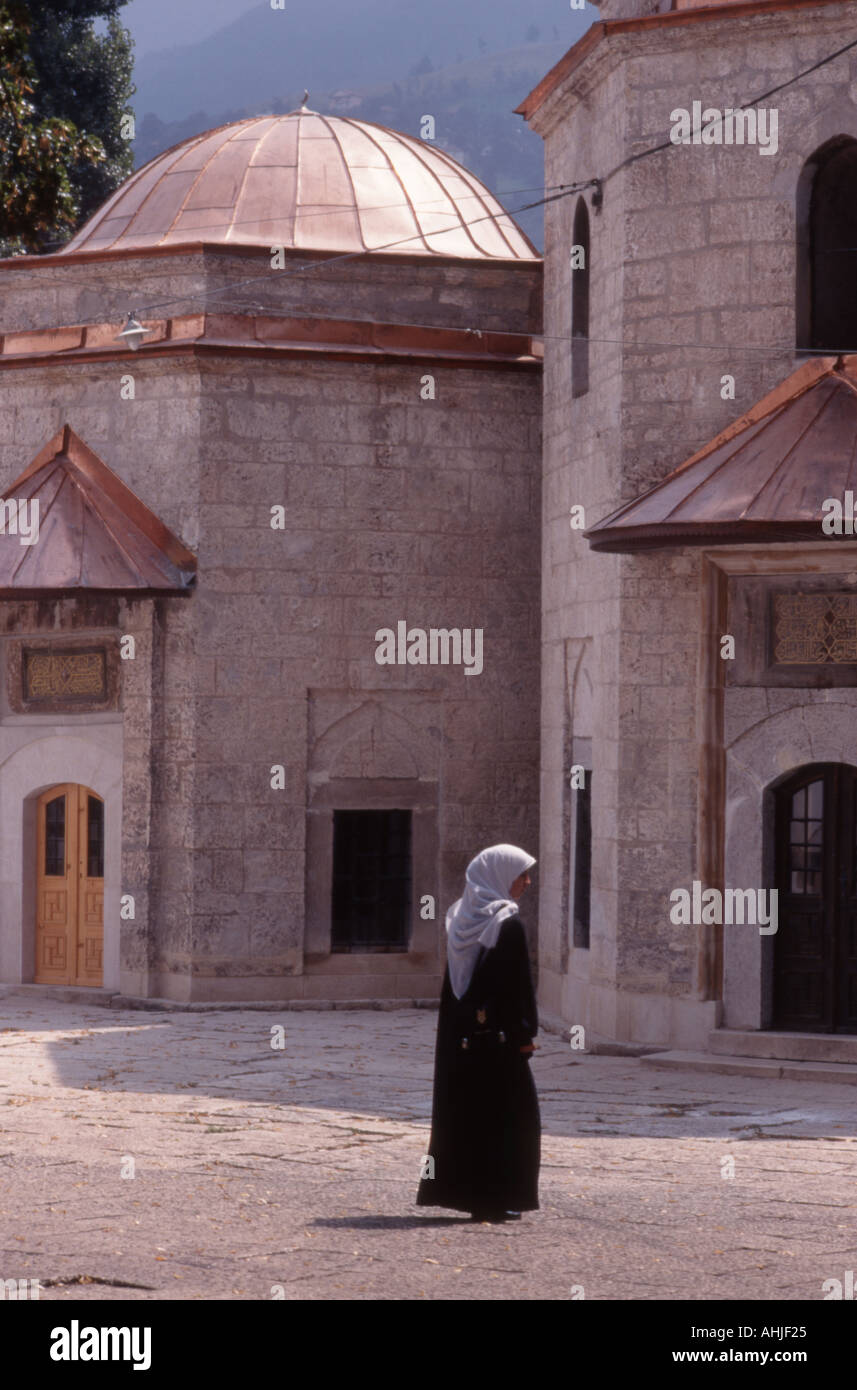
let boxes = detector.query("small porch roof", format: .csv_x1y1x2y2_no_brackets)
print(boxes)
0,425,197,595
585,357,857,553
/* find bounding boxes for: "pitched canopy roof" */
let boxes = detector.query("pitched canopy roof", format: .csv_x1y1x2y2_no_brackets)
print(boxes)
0,426,197,595
59,110,538,262
585,357,857,552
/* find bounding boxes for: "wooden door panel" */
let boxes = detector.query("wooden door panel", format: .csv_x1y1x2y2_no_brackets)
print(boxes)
75,793,104,986
35,785,76,985
38,928,68,975
34,784,103,988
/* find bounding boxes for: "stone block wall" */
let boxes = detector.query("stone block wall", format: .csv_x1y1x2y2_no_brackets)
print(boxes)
192,350,542,999
530,0,856,1044
0,246,542,337
530,52,628,1026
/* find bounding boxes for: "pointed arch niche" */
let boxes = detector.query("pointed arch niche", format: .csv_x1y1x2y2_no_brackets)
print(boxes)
304,695,440,972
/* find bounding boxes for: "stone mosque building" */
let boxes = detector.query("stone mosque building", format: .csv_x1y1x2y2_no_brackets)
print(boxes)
519,0,857,1058
3,0,857,1067
0,111,543,1005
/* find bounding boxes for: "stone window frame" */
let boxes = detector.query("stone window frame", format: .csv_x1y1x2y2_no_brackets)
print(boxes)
304,778,439,972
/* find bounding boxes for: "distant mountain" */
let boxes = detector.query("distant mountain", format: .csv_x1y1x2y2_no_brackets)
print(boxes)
131,0,592,125
132,40,585,251
122,0,259,60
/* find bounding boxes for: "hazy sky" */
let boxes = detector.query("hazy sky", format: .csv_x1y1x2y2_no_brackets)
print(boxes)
123,0,260,59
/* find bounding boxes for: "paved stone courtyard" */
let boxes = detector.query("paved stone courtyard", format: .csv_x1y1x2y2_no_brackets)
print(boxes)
1,993,856,1301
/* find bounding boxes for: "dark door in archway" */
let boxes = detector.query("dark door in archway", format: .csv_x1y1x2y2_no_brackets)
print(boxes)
773,763,857,1033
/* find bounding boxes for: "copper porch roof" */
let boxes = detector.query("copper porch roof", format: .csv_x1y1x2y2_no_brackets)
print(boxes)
585,357,857,552
0,426,197,595
59,111,538,261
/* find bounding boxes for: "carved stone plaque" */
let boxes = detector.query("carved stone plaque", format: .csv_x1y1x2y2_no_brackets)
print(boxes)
23,647,107,702
773,593,857,665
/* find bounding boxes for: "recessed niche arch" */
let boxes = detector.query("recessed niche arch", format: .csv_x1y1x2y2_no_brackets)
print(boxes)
0,731,123,989
305,696,440,966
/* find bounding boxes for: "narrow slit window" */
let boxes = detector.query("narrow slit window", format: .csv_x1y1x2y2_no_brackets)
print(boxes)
571,196,590,398
331,809,412,952
573,773,592,948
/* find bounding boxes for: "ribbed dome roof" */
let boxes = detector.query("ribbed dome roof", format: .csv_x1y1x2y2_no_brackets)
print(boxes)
61,110,537,261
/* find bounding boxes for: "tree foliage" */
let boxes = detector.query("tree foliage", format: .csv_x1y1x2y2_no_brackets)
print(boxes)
0,0,134,254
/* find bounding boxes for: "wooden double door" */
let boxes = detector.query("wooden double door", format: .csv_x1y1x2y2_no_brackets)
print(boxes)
773,763,857,1033
35,783,104,987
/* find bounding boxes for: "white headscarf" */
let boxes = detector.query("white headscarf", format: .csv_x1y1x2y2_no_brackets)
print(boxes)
445,844,536,1000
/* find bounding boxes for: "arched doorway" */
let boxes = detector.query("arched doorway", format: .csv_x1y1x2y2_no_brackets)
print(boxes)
35,783,104,987
772,763,857,1033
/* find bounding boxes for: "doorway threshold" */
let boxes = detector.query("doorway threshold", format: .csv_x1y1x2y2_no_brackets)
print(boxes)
1,984,117,1008
710,1028,857,1064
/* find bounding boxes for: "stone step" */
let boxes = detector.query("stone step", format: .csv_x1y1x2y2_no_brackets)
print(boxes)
641,1049,857,1085
1,983,117,1007
709,1028,857,1064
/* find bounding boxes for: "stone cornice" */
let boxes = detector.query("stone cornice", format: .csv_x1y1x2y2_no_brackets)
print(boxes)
519,0,850,134
0,311,543,372
0,240,542,276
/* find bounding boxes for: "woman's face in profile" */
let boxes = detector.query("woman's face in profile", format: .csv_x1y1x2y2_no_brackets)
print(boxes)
509,870,532,901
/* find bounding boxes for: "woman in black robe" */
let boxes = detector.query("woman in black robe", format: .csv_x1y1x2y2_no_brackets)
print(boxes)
416,844,540,1223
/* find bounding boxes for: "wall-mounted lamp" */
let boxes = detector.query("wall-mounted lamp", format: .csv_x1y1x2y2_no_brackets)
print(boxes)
116,314,152,351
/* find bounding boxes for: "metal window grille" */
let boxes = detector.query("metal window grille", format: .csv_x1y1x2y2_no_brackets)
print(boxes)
331,809,412,952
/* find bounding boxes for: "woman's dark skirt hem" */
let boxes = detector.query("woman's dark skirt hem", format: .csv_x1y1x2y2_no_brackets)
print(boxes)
415,1190,540,1214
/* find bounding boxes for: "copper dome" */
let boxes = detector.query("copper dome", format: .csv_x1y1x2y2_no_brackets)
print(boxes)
60,110,538,261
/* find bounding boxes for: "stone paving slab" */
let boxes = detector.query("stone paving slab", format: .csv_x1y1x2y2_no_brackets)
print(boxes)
1,994,856,1301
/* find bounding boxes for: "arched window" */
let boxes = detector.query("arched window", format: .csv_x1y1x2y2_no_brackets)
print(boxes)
796,136,857,353
571,196,590,397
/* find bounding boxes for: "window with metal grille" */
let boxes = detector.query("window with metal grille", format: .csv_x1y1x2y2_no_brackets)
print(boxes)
45,794,65,876
573,774,592,949
88,795,104,878
331,809,412,952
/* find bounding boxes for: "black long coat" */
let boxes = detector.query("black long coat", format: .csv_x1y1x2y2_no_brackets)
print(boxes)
416,915,540,1215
